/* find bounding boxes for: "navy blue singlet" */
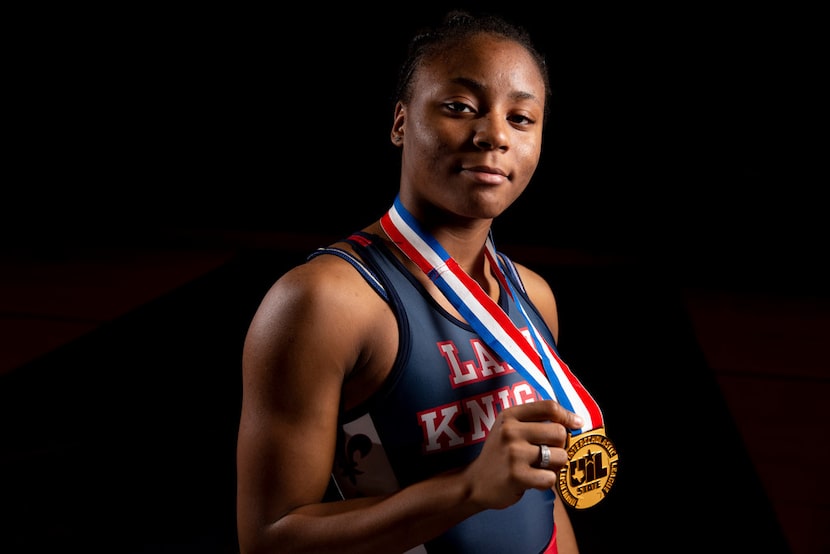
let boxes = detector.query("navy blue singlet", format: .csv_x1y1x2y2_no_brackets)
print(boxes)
310,232,560,554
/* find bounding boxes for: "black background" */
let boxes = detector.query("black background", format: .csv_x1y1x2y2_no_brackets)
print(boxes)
8,3,825,293
3,3,823,552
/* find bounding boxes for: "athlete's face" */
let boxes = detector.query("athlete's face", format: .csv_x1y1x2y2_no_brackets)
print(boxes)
392,34,546,223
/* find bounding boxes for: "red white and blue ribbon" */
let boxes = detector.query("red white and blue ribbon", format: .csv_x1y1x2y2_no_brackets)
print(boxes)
381,195,602,435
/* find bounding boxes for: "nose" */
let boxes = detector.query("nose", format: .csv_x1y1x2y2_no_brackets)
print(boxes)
472,115,509,151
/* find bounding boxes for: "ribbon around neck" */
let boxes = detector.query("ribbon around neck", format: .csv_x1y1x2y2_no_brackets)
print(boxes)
380,195,603,436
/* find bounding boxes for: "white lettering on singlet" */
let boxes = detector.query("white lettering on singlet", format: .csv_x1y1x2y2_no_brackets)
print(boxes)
418,383,540,452
439,339,512,387
419,405,464,452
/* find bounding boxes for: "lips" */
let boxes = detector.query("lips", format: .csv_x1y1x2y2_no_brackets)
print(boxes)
460,165,510,185
463,165,508,177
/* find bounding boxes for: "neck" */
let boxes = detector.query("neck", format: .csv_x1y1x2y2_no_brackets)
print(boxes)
376,201,499,296
399,202,493,261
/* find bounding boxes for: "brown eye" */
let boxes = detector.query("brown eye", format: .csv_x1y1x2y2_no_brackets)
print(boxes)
509,114,535,126
445,102,474,113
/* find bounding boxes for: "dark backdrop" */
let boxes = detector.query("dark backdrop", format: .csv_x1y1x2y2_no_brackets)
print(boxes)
3,4,823,553
8,3,825,293
0,249,793,553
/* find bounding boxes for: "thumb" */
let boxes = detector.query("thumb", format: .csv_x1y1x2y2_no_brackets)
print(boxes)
567,411,584,430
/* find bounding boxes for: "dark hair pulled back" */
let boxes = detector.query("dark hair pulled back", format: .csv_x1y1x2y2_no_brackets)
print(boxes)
394,10,551,120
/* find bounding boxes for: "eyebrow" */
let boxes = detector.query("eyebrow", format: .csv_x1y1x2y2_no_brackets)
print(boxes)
450,76,540,104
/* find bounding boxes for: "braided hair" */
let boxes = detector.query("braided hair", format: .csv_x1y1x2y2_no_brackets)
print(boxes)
394,10,551,121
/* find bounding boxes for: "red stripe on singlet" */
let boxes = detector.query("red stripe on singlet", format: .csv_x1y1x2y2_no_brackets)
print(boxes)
543,523,558,554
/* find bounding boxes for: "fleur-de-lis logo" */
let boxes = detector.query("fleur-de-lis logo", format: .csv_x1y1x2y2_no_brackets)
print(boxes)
338,434,373,485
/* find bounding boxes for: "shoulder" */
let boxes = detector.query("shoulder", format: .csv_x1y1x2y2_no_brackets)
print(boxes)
242,247,399,410
255,250,388,329
244,248,394,368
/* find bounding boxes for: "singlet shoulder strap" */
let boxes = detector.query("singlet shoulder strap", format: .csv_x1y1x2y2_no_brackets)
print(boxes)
308,236,389,504
307,246,389,302
497,252,527,295
308,239,521,304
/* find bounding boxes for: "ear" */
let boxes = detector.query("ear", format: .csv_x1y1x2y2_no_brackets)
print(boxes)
390,101,406,146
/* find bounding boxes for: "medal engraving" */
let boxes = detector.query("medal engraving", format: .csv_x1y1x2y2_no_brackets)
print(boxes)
557,427,619,509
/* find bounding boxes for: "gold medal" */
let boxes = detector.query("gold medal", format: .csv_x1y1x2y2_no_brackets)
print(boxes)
557,427,619,509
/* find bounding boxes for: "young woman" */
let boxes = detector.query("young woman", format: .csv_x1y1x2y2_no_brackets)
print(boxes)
237,11,597,553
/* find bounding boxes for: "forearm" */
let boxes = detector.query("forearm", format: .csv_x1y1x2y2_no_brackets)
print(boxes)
254,469,480,554
553,489,579,554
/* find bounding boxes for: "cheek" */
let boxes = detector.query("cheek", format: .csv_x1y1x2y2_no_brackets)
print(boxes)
411,122,457,166
413,118,457,150
515,141,542,175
